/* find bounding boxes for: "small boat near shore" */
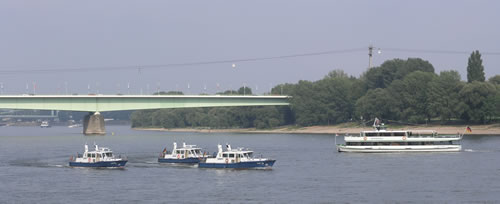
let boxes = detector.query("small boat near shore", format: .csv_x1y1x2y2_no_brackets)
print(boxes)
40,121,51,128
198,144,275,169
68,124,82,128
69,144,127,168
336,118,463,153
158,142,210,164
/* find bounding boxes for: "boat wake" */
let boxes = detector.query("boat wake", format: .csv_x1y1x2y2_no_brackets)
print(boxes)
9,159,68,168
463,149,499,153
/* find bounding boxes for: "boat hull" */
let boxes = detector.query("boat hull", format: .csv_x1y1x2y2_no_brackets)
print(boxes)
199,160,275,169
337,145,461,153
158,157,201,164
69,160,127,168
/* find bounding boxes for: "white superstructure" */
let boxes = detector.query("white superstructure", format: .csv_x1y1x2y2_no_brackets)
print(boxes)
40,121,50,128
337,119,463,153
69,143,127,167
158,142,210,163
198,144,275,169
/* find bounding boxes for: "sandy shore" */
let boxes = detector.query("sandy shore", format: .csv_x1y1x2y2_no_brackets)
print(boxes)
134,123,500,135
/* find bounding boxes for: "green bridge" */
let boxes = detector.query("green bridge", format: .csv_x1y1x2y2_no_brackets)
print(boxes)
0,95,289,134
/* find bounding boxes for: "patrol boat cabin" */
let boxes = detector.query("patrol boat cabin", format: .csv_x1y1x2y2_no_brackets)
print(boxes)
158,142,210,164
69,144,127,168
198,144,275,169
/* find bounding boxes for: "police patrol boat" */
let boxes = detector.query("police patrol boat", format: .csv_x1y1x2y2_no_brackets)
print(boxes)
336,118,464,153
69,144,127,167
158,142,210,164
198,144,275,169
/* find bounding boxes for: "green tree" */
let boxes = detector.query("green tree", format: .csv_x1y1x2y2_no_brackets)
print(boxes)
459,81,497,123
489,75,500,85
467,50,485,83
237,86,252,95
253,106,283,129
428,71,465,122
288,80,319,126
207,108,235,128
271,83,295,96
153,91,184,95
389,71,438,123
131,109,155,127
355,88,398,121
494,87,500,119
325,69,349,78
151,109,181,128
363,58,434,89
316,74,355,124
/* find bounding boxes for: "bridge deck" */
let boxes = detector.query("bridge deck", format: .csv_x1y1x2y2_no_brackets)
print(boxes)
0,95,290,112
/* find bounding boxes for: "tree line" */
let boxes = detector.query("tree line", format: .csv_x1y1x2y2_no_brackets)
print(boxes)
131,51,500,129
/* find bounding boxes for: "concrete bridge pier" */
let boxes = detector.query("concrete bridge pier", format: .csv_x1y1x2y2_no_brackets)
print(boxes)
83,112,106,135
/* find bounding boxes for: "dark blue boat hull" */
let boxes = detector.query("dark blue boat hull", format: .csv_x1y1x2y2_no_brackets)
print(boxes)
198,160,275,169
158,157,201,164
69,160,127,168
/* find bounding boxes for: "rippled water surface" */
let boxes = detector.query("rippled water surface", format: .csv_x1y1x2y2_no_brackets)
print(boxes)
1,125,500,203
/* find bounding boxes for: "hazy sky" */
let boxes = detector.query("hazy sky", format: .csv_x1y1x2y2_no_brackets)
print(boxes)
0,0,499,95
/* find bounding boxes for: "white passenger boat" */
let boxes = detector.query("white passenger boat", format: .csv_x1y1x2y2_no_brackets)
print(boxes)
336,119,463,153
40,121,51,128
158,142,210,164
199,144,275,169
69,144,127,167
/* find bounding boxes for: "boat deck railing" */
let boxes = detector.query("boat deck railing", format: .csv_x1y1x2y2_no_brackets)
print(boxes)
408,135,461,138
348,134,461,138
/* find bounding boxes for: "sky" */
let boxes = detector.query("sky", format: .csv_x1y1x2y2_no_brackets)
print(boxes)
0,0,499,95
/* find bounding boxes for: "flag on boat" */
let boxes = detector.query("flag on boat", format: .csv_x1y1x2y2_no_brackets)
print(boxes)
466,126,472,133
373,117,381,127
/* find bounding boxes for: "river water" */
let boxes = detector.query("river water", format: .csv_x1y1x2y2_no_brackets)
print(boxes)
1,125,499,203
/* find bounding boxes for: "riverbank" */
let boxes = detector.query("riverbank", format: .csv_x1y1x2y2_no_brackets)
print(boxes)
134,123,500,135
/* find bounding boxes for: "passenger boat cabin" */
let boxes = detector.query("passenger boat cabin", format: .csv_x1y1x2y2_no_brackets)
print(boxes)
361,130,438,137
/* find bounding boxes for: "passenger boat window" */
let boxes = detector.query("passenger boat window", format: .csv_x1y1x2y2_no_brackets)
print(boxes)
91,153,95,158
180,150,185,154
229,154,235,158
87,153,91,157
394,132,405,136
248,153,253,157
223,153,228,158
176,150,181,154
